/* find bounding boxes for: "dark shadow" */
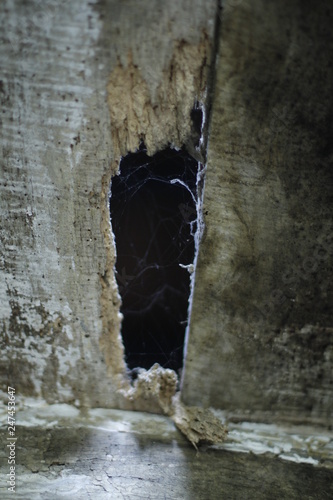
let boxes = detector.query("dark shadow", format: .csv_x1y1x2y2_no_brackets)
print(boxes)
110,145,197,372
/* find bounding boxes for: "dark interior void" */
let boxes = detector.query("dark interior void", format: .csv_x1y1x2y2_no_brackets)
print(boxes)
110,146,197,372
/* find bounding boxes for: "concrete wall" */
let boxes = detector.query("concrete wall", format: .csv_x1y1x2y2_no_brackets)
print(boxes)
1,0,332,424
182,0,333,425
0,0,216,410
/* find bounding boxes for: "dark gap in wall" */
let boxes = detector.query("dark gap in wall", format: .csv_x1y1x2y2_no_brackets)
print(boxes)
190,107,203,148
110,145,198,373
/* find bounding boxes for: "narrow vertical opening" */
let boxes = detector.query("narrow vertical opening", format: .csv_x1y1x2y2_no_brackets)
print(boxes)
110,144,199,374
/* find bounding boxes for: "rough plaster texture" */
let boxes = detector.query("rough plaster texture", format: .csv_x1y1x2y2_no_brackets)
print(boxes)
1,0,332,426
107,34,210,158
1,0,116,407
182,0,333,423
0,0,217,408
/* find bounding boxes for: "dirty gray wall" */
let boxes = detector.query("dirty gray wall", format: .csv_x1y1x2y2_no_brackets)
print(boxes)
1,0,332,424
182,0,333,424
0,0,216,409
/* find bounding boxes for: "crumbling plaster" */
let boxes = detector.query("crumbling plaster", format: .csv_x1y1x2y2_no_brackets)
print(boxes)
1,0,332,426
0,0,217,410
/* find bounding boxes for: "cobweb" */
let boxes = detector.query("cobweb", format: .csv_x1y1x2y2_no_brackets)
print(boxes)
110,144,201,374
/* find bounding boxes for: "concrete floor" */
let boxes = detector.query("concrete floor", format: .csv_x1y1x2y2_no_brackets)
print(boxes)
1,401,333,499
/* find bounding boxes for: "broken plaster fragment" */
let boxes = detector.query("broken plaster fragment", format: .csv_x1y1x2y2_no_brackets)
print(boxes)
170,393,228,450
124,363,178,415
121,363,228,449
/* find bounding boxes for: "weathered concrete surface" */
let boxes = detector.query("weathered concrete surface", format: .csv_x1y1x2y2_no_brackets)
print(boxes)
0,0,126,408
182,0,333,423
0,0,216,408
1,0,332,427
0,404,332,499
